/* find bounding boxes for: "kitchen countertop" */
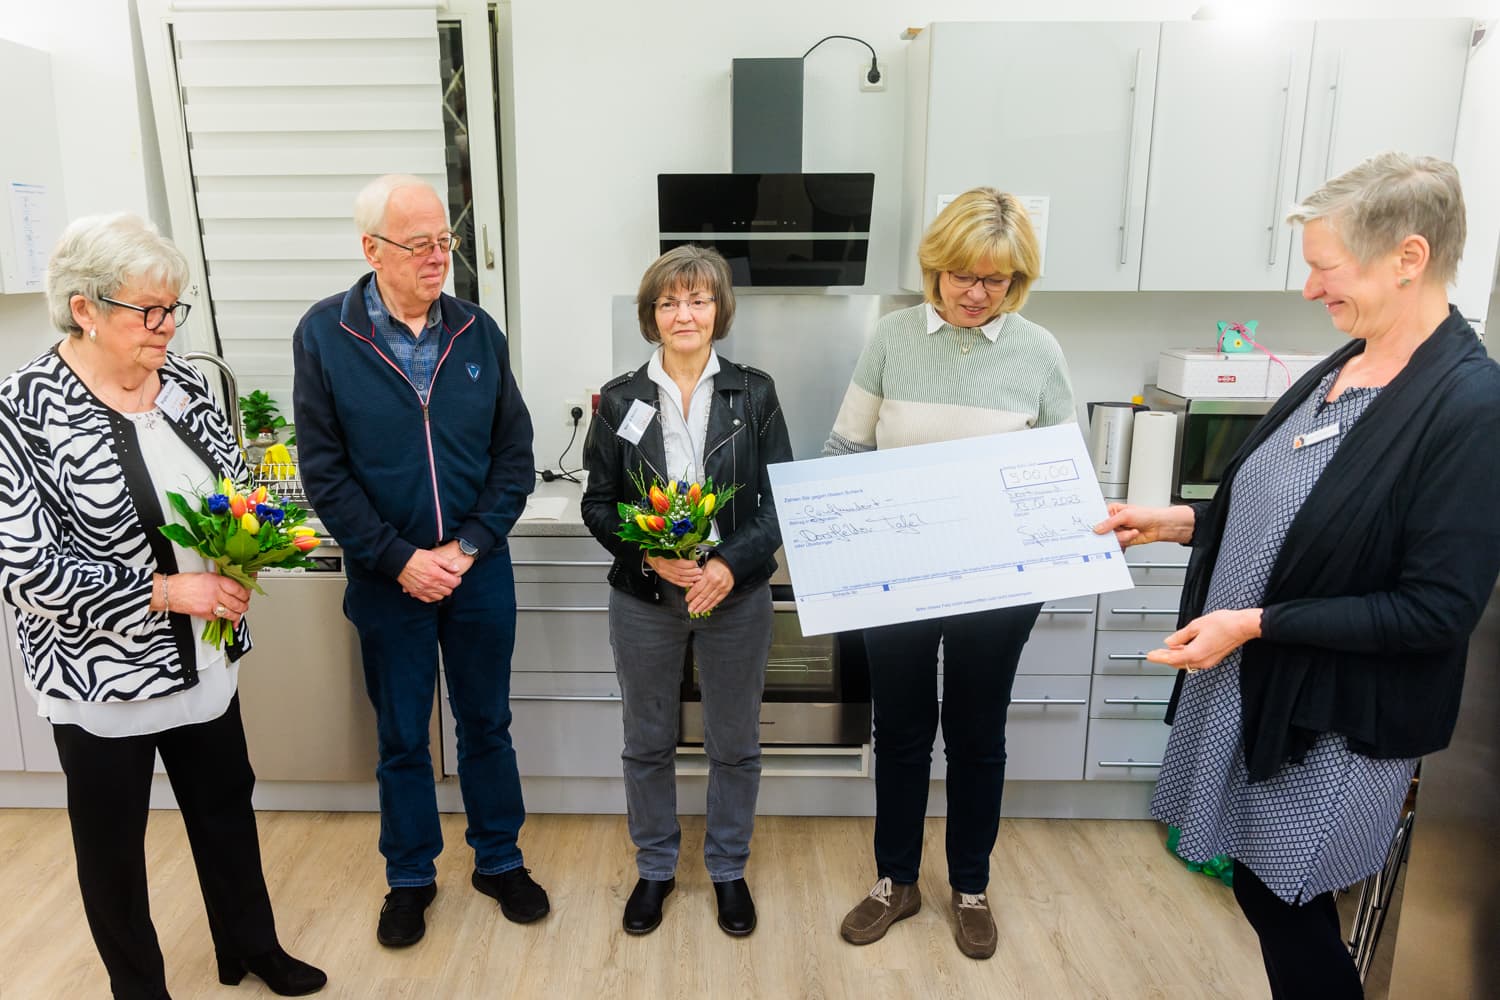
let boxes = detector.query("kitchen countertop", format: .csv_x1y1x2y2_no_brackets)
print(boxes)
510,477,590,537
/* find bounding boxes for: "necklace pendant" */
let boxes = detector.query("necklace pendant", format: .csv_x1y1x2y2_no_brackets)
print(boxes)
961,341,971,355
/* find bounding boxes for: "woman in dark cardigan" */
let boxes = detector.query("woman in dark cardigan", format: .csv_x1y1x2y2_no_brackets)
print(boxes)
1097,152,1500,1000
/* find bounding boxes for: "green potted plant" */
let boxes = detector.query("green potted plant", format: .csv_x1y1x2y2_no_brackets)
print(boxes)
237,391,294,466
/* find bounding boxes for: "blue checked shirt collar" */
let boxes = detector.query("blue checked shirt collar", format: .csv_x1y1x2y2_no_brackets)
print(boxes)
365,277,442,399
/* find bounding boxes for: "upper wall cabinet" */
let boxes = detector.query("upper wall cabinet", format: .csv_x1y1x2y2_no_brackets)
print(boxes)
1285,19,1472,291
901,22,1161,292
1140,22,1314,291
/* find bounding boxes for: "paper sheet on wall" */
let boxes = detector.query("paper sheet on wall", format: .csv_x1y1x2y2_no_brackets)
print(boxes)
767,425,1132,636
8,182,50,293
936,192,1049,276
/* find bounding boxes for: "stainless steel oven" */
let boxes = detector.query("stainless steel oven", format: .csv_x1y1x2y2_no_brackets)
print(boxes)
679,576,872,747
1143,385,1275,501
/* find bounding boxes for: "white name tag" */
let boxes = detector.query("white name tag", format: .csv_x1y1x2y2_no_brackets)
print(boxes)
155,380,191,422
617,398,656,446
1292,422,1339,450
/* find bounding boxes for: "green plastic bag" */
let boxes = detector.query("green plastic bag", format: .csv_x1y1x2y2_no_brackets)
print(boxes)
1166,825,1234,887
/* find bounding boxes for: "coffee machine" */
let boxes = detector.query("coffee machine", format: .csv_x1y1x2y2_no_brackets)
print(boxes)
1086,402,1143,501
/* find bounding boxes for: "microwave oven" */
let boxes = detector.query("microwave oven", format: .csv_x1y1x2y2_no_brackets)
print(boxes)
1142,385,1275,501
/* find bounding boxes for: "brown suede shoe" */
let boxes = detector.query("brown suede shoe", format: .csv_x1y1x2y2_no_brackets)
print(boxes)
951,890,997,959
840,877,921,945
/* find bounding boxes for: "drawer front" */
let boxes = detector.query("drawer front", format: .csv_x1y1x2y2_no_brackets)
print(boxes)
1089,674,1177,720
1084,718,1171,781
514,580,613,610
1092,629,1179,676
1124,541,1190,587
440,672,624,778
1098,586,1182,631
508,535,611,563
1018,601,1097,675
934,675,1089,781
513,609,613,672
513,559,611,584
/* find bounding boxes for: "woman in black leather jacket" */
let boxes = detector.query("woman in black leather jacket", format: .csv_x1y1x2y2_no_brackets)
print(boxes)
581,245,792,939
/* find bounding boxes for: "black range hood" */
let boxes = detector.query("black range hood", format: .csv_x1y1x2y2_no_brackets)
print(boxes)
657,172,875,287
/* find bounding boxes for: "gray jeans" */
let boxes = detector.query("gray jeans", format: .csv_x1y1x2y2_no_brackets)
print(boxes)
608,582,771,882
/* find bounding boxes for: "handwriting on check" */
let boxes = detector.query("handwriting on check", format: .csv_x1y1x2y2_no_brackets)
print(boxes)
1001,458,1094,545
786,493,956,548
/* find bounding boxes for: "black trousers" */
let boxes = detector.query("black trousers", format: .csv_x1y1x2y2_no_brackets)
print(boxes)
1232,860,1363,1000
862,603,1041,894
51,695,278,1000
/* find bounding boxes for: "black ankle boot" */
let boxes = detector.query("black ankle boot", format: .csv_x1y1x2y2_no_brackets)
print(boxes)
218,946,327,996
622,877,675,935
713,878,756,936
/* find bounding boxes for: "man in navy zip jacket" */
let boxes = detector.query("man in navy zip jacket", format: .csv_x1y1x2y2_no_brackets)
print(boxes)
293,175,547,947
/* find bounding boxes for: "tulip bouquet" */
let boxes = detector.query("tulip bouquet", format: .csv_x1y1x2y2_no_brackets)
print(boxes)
616,469,739,614
159,477,322,648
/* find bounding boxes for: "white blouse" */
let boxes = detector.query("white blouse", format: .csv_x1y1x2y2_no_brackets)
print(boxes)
28,405,238,737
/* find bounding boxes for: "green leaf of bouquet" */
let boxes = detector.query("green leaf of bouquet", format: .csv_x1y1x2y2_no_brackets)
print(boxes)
166,491,196,521
225,529,259,564
158,523,199,548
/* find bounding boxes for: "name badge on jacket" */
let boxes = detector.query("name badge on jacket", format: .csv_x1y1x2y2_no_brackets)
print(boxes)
617,399,656,446
1292,423,1339,450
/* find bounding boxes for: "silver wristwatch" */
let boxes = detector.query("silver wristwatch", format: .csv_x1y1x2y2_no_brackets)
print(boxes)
456,537,479,557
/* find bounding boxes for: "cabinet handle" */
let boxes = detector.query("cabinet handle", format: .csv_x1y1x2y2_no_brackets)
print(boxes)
1106,652,1151,661
518,606,609,613
512,560,611,568
1126,562,1187,570
1108,608,1178,616
1266,55,1296,267
1103,698,1171,706
482,223,495,268
772,601,798,612
1040,607,1094,615
1096,760,1163,768
1321,53,1344,181
1011,698,1087,706
511,694,621,703
1117,47,1145,266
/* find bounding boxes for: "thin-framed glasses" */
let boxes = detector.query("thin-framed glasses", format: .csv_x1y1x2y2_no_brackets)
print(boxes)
98,296,191,331
371,233,461,257
655,296,716,315
947,272,1013,293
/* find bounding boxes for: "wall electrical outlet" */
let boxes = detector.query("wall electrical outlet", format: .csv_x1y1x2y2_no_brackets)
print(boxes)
562,398,588,428
859,71,885,93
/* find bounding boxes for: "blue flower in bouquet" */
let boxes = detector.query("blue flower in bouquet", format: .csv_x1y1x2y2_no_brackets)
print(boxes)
207,493,229,514
255,503,284,524
676,479,690,495
671,517,692,537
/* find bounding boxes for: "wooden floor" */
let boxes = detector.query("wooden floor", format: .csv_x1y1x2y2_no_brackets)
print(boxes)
0,810,1276,999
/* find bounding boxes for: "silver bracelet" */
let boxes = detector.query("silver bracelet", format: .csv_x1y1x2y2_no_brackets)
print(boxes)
161,574,171,613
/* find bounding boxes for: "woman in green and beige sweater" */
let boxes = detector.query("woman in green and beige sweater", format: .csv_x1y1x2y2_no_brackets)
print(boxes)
829,188,1075,960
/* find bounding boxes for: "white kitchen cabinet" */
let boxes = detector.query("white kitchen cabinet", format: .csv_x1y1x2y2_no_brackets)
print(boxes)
1285,19,1472,290
1140,21,1314,291
4,607,59,771
934,674,1091,781
902,21,1161,291
0,608,26,770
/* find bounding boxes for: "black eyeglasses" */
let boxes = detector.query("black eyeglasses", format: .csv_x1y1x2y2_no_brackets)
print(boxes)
98,296,191,331
370,233,460,257
947,272,1013,293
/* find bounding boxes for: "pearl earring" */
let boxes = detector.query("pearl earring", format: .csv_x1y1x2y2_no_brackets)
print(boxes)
87,329,97,343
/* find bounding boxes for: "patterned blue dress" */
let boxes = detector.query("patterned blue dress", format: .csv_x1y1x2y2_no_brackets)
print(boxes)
1150,367,1418,904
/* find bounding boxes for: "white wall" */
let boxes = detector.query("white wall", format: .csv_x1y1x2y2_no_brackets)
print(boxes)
510,0,1500,462
0,0,167,376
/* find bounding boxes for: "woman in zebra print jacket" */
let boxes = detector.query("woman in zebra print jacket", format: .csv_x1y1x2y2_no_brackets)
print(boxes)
0,214,325,998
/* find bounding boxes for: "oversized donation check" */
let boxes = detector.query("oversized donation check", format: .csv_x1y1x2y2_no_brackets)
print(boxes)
767,425,1133,636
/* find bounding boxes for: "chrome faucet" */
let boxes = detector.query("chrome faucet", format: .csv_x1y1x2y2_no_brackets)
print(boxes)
180,351,242,446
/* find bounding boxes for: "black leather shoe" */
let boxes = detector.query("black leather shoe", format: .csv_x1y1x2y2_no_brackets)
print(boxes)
713,878,756,936
472,867,551,924
376,883,437,948
622,877,675,935
217,946,328,995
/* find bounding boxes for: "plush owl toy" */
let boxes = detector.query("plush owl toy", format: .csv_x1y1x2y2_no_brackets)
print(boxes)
1217,320,1258,353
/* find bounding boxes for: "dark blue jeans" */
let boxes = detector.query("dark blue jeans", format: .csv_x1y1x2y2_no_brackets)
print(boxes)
344,552,526,887
864,603,1041,894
